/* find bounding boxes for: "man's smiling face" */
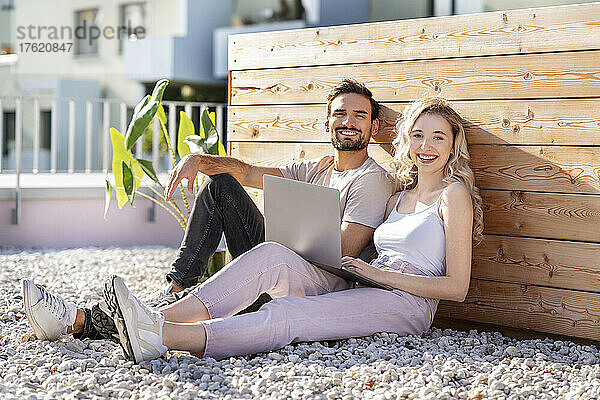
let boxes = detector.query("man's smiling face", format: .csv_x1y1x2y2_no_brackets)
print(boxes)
326,93,377,151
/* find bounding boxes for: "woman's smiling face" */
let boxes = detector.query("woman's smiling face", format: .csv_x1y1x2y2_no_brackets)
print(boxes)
409,113,454,174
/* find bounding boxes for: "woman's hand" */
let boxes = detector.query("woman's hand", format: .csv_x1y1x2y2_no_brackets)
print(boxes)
341,256,383,282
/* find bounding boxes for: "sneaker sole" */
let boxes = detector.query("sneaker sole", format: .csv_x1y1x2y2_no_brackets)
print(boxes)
104,276,137,362
21,279,49,341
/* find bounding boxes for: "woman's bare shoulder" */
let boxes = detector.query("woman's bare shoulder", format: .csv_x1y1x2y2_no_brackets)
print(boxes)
441,182,472,214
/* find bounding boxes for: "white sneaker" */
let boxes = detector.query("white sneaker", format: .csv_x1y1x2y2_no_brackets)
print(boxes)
21,279,77,341
104,275,167,363
145,281,174,304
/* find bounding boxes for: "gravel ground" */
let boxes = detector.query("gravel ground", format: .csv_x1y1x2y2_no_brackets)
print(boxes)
1,247,600,400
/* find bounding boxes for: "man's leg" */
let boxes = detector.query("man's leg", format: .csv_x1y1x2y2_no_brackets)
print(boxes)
166,173,265,289
72,174,268,341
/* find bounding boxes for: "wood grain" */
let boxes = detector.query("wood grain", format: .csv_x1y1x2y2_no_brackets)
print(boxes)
473,235,600,291
229,3,600,70
229,141,600,194
226,1,600,341
228,99,600,145
229,142,395,170
230,51,600,105
236,180,600,243
482,190,600,242
436,279,600,341
470,146,600,194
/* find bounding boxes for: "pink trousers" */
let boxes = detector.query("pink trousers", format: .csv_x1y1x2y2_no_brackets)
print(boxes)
192,242,438,360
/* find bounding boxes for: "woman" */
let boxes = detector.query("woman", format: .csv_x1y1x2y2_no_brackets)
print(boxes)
27,97,484,363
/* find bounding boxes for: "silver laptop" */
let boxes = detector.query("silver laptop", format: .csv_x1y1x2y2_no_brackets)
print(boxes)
263,174,393,290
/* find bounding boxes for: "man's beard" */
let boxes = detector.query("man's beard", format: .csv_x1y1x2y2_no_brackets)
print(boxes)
331,128,370,151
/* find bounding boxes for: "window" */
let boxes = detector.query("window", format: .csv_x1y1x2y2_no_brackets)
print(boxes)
119,2,145,54
74,8,99,56
1,0,14,11
232,0,305,25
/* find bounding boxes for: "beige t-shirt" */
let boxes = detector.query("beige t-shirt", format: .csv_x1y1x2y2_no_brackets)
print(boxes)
279,156,394,229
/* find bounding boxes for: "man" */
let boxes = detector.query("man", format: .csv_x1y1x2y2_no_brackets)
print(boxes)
22,79,395,342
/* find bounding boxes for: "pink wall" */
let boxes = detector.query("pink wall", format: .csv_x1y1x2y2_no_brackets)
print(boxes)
0,197,185,248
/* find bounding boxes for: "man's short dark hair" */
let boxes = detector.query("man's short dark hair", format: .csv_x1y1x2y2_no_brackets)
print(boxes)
326,79,380,121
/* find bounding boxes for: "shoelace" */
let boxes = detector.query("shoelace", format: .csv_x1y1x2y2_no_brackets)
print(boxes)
37,285,67,320
147,282,173,303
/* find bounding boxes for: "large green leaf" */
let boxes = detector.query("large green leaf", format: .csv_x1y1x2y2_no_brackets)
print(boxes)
104,177,113,220
125,79,169,150
183,135,206,154
110,128,131,208
110,128,144,208
184,109,225,155
136,158,161,187
177,111,195,159
199,110,214,138
131,159,144,190
156,103,167,124
122,160,135,205
203,111,226,155
217,137,227,156
201,109,222,155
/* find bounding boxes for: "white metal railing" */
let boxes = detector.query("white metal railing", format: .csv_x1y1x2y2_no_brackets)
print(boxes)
0,95,226,224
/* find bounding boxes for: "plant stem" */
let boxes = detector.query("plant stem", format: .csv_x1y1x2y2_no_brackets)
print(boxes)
158,117,191,216
137,191,186,230
145,183,186,223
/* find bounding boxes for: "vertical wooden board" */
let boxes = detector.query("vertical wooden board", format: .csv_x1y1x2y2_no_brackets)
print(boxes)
470,146,600,194
436,279,600,341
472,235,600,291
482,190,600,242
229,3,600,69
230,51,600,105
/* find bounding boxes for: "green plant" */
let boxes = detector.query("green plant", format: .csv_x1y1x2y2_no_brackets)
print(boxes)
104,79,226,231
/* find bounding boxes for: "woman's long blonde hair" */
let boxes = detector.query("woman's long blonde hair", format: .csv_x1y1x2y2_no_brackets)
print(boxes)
392,97,484,243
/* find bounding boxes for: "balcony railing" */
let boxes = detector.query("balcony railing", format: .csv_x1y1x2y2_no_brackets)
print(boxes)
0,95,226,224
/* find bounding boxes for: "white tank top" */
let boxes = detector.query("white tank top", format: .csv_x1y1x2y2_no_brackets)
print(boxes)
373,190,446,277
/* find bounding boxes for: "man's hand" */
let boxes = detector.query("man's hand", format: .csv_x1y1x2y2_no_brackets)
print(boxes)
164,154,199,201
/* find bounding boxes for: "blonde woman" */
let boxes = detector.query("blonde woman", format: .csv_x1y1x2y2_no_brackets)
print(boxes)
27,97,484,363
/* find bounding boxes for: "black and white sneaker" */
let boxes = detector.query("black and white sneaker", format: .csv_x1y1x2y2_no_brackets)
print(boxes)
103,275,167,363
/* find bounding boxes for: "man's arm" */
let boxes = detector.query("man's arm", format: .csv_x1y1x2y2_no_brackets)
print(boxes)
164,153,282,201
340,221,375,257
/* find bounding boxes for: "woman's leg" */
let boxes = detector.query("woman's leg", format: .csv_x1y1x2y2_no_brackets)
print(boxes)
162,322,207,355
161,241,351,323
198,287,437,360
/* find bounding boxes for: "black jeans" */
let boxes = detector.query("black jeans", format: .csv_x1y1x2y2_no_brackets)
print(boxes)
167,173,271,313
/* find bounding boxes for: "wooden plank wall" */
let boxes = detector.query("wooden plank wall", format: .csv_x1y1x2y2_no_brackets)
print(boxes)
227,3,600,341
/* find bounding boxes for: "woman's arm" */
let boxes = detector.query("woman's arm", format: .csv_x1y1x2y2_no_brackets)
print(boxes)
341,183,473,302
